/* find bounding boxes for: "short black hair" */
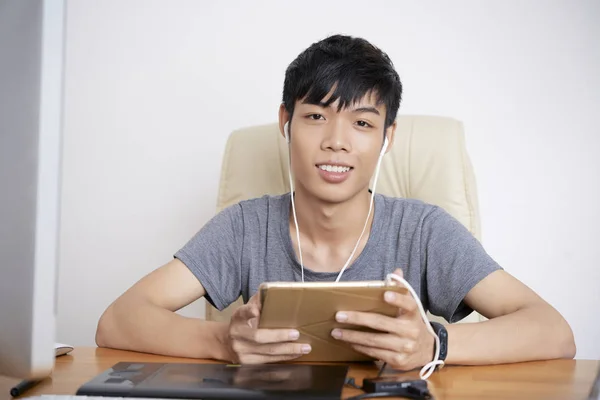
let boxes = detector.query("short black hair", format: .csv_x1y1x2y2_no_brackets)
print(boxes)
282,34,402,129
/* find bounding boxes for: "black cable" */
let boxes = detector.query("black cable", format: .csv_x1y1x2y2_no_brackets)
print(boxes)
345,377,362,390
346,391,432,400
346,392,403,400
377,362,387,377
344,374,433,400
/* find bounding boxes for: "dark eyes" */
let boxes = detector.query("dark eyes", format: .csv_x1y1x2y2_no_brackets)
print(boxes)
306,114,373,128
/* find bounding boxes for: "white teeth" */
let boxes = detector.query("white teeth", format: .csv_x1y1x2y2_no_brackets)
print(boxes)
319,165,350,173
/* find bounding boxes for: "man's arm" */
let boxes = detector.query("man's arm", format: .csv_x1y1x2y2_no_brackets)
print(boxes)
95,258,231,360
330,269,575,370
445,269,576,364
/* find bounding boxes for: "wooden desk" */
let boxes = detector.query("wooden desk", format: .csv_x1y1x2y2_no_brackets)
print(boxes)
1,348,598,400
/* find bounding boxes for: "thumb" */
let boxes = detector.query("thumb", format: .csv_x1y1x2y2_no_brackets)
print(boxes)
391,268,404,279
236,302,259,322
237,296,260,322
248,291,262,312
246,297,261,329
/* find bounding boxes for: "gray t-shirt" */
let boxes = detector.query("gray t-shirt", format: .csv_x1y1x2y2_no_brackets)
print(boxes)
175,193,502,323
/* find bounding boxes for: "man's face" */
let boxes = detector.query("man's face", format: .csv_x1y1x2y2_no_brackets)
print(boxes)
281,92,395,204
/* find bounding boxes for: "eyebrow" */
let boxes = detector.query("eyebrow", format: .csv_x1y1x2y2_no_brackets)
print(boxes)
302,101,381,116
351,106,380,115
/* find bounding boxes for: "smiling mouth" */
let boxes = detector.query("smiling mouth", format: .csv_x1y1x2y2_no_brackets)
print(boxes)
316,164,353,173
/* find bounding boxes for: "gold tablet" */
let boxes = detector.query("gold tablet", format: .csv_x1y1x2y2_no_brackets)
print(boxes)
258,280,408,362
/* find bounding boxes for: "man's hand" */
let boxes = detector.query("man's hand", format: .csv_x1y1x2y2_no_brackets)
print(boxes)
227,293,312,364
330,269,435,371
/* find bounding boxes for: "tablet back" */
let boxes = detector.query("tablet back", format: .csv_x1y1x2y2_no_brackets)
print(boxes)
259,284,408,362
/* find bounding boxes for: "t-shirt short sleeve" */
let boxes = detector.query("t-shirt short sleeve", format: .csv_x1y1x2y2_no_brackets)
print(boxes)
174,204,244,311
421,206,503,323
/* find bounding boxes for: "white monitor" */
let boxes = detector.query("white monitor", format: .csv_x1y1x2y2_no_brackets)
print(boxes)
0,0,66,379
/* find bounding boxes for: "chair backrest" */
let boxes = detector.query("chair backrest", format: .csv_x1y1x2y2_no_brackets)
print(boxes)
206,115,482,323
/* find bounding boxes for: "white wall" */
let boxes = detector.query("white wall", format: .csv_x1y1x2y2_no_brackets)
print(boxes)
57,0,600,359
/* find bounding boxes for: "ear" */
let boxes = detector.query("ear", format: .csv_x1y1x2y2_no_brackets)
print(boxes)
383,120,397,154
278,104,291,143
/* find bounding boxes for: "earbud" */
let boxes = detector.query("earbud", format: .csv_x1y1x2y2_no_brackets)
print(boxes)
380,136,389,155
284,122,290,143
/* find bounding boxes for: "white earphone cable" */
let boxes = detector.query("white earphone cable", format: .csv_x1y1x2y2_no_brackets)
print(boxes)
286,123,441,379
385,273,444,380
287,120,388,284
287,143,305,283
334,138,387,282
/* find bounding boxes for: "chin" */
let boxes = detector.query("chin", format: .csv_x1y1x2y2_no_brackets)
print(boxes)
305,184,365,205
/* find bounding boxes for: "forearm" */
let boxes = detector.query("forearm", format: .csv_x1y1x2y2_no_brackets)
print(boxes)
96,298,232,361
445,305,576,365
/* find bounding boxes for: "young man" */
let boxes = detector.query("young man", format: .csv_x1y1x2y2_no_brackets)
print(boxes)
96,35,575,371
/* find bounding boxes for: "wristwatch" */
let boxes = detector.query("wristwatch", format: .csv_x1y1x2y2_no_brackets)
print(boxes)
430,322,448,362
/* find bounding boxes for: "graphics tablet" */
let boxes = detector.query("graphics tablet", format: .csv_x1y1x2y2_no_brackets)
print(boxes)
76,362,349,399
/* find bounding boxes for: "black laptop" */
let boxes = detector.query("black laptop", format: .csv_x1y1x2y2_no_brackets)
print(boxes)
75,362,349,399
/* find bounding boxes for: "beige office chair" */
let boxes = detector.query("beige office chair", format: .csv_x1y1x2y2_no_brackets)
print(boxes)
206,115,482,324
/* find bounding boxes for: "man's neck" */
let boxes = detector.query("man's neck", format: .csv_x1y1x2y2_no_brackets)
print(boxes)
290,187,373,248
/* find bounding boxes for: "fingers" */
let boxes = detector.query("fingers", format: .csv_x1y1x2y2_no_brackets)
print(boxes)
331,329,410,352
233,292,263,321
390,268,404,279
231,339,311,363
383,291,419,315
233,302,260,323
335,311,420,338
350,344,411,371
241,341,311,357
247,291,262,311
235,352,304,364
231,323,301,344
229,293,314,364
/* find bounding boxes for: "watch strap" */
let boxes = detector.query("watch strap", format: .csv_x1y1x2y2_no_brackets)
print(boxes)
430,321,448,362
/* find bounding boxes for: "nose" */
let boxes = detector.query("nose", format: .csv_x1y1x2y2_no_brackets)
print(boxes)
321,120,351,152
